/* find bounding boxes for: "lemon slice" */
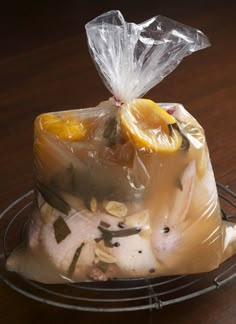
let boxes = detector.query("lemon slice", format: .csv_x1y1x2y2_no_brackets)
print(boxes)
39,113,87,141
120,99,182,153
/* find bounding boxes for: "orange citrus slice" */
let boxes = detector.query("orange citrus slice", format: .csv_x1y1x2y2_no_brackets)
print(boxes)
120,99,182,153
39,113,87,141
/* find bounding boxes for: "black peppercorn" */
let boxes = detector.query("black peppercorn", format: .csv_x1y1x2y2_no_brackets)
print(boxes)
118,222,126,229
163,226,170,233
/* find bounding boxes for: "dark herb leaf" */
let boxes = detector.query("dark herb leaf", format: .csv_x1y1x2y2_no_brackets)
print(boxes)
103,117,122,145
100,221,111,228
98,225,141,247
175,178,183,191
97,260,109,273
97,226,114,247
168,123,174,135
68,242,85,276
37,182,71,215
149,268,156,273
169,122,190,152
53,216,71,244
104,241,114,248
181,133,190,151
53,163,127,204
50,164,75,192
110,227,141,237
94,237,103,243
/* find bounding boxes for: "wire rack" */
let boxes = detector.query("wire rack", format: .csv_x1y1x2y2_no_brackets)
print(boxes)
0,183,235,312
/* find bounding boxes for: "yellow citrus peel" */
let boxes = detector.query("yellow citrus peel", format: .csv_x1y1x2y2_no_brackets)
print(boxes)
39,113,87,141
120,99,182,153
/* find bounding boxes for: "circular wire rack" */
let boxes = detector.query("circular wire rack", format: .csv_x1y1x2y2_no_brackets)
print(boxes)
0,183,236,313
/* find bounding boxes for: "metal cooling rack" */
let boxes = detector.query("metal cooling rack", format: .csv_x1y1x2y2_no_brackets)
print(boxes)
0,183,235,312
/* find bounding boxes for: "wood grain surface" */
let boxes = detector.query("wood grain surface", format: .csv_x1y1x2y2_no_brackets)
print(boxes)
0,1,236,323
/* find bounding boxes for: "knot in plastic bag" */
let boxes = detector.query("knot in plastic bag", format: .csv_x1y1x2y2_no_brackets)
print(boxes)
85,10,210,103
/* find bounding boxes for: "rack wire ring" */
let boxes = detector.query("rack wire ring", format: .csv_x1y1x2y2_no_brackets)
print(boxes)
0,183,235,312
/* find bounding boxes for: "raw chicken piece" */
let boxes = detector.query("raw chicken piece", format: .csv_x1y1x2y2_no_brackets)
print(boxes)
7,201,158,283
6,157,236,283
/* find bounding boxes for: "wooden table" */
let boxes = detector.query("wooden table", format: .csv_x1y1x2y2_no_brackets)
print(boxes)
0,1,236,323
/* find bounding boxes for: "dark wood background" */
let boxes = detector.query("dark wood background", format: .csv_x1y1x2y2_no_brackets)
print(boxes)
0,1,236,323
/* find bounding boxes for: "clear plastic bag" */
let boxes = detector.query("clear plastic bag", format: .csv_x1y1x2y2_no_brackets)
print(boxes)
85,10,210,102
6,11,236,283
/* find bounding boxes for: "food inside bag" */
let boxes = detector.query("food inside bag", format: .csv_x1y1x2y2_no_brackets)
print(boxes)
6,11,236,283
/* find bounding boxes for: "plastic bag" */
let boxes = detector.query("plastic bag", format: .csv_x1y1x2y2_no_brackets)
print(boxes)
85,10,210,102
6,11,236,283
